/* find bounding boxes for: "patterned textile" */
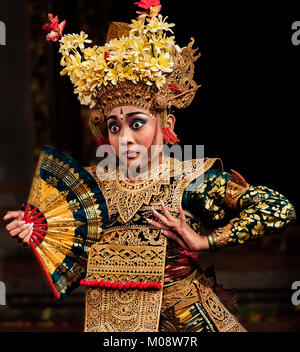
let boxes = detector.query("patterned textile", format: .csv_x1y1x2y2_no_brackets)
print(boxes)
182,169,296,251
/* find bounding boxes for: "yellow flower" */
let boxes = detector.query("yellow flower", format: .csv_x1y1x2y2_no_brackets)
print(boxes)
149,34,175,55
60,31,92,50
130,36,151,57
130,17,146,34
105,66,121,85
146,15,175,34
58,12,178,107
82,46,98,60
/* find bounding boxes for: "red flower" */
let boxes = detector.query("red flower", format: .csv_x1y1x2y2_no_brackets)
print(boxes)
42,14,59,31
134,0,161,18
134,0,161,10
42,13,66,42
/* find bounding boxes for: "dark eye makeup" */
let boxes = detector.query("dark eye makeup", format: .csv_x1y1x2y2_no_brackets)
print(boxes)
107,116,147,133
108,122,120,133
129,117,147,129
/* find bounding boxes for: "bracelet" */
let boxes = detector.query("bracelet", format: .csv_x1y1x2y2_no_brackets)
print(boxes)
208,224,233,252
207,233,217,253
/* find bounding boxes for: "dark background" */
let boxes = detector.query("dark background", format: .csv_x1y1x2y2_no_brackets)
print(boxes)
0,0,299,332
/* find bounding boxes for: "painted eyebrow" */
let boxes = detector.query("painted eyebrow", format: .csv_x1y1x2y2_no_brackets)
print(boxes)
107,112,148,121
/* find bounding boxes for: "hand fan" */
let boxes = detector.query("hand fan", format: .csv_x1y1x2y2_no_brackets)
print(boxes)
22,146,108,300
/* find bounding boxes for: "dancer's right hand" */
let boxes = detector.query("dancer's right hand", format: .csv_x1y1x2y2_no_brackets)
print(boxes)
3,211,33,246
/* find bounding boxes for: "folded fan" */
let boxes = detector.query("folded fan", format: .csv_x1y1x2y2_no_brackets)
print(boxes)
22,146,108,300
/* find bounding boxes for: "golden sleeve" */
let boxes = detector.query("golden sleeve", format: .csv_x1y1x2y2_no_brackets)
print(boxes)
182,169,296,252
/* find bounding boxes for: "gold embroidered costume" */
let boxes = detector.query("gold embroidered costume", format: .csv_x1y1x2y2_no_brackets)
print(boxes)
81,155,295,332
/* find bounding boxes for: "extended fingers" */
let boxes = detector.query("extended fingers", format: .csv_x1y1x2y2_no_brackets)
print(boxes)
152,201,179,227
151,209,170,227
178,206,186,223
159,200,174,221
161,229,189,250
146,218,169,230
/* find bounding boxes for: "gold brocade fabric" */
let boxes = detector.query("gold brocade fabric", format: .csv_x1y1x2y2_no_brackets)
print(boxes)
161,269,246,332
84,241,166,332
93,157,219,219
84,157,245,332
194,274,246,332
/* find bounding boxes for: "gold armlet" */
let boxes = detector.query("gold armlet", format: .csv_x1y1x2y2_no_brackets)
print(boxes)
207,224,232,252
222,169,250,209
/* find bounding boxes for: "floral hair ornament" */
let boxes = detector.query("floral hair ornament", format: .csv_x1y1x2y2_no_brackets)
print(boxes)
134,0,162,18
43,1,201,145
42,13,66,42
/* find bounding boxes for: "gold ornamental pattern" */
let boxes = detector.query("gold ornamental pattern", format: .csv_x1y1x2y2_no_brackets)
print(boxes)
90,157,220,223
83,156,222,332
195,274,247,332
162,269,204,312
85,286,162,332
84,242,166,332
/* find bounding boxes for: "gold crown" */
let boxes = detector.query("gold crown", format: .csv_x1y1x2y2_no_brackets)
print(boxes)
96,23,200,116
58,4,201,144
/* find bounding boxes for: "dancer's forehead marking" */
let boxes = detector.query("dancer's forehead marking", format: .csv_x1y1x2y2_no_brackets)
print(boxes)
107,111,149,121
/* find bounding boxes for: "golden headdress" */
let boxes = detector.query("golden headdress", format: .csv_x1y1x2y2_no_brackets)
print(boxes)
55,0,201,144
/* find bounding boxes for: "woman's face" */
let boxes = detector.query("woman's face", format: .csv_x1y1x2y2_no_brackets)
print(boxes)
106,105,164,174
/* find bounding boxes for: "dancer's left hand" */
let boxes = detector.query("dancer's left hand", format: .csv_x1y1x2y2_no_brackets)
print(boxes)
146,200,209,251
